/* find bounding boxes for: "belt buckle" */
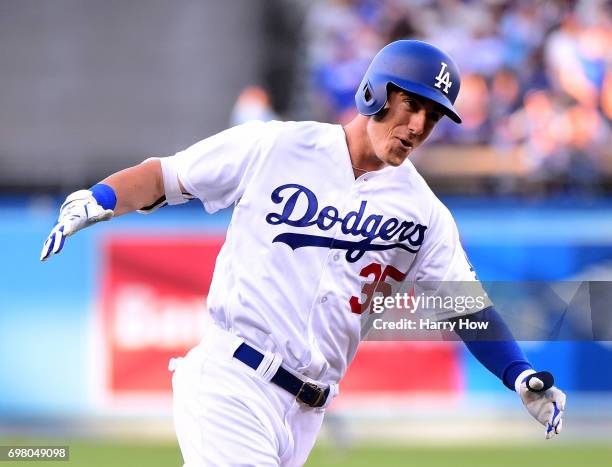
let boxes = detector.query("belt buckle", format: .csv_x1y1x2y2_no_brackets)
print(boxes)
297,381,325,408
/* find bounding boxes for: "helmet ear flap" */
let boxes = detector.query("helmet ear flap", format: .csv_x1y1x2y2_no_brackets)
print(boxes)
357,79,388,117
371,82,394,121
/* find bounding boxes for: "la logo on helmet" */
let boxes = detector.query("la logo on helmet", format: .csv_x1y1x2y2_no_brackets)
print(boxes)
434,62,452,94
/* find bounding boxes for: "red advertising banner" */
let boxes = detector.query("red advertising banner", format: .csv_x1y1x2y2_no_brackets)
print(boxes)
100,235,224,397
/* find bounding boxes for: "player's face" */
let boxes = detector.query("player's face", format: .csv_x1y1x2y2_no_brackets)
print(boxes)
366,90,443,166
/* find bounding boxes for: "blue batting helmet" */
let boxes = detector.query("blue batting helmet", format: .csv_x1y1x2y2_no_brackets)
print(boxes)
355,40,462,123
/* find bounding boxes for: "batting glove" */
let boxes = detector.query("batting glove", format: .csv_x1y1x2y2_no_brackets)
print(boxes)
516,369,566,439
40,189,114,261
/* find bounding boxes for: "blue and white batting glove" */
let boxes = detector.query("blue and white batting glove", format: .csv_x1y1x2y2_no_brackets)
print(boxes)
40,188,114,261
516,369,566,439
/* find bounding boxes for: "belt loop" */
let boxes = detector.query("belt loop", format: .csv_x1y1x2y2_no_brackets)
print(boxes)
322,383,339,409
257,352,283,383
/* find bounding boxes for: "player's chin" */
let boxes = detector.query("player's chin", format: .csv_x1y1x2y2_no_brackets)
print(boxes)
384,148,410,166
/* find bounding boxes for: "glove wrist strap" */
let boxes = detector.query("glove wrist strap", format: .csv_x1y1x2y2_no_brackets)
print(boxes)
515,368,536,393
90,183,117,210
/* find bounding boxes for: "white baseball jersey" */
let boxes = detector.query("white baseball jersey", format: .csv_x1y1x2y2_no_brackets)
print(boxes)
162,120,485,385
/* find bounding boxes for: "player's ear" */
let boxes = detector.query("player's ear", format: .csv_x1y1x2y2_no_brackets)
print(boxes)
372,100,391,121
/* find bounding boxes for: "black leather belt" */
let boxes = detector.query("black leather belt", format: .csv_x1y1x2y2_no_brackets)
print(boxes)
233,342,329,408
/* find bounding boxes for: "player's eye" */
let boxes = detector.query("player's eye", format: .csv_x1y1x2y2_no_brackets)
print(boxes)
403,98,420,112
428,112,442,123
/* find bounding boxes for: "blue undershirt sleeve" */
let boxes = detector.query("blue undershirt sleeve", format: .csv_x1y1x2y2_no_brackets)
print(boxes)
450,306,532,390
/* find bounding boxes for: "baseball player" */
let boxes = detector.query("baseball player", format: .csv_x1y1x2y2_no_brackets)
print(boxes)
40,40,566,466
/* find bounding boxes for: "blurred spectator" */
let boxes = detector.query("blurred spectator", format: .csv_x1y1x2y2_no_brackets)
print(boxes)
560,103,609,193
444,73,492,144
505,90,566,179
304,0,383,123
499,1,556,71
300,0,612,194
490,68,522,124
545,13,599,108
230,86,278,126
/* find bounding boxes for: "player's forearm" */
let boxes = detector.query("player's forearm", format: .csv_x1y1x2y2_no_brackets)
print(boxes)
99,159,164,216
451,306,533,390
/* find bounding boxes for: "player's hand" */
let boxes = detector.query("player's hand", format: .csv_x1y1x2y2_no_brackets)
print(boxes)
40,189,114,261
516,370,566,439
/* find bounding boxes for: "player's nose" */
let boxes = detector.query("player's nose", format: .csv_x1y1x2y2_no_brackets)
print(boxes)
406,109,427,136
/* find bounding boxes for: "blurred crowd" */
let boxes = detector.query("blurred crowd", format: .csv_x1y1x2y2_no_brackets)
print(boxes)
300,0,611,192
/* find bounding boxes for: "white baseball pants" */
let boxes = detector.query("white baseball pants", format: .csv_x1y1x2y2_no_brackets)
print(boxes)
170,324,335,466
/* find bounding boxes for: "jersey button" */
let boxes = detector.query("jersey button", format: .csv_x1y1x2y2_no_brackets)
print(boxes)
333,254,340,261
320,296,328,303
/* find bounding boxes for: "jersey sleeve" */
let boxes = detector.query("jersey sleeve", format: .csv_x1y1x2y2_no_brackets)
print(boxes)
409,201,491,318
164,120,271,213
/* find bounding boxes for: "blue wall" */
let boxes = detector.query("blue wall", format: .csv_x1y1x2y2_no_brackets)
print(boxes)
448,197,612,393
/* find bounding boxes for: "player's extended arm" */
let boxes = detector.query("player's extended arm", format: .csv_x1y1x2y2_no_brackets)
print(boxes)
450,307,566,439
100,159,165,216
40,159,181,261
